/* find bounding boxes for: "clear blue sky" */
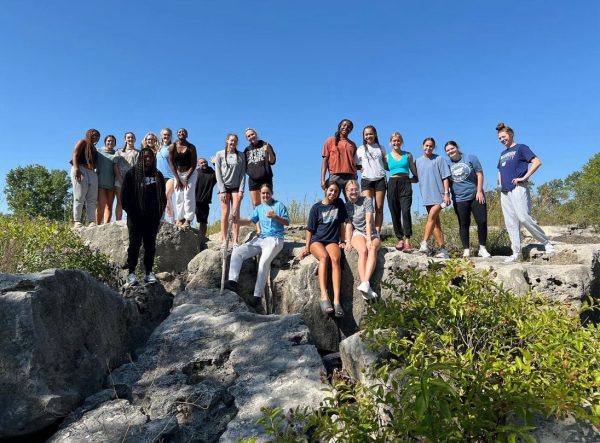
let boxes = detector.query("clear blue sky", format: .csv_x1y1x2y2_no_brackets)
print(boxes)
1,0,598,221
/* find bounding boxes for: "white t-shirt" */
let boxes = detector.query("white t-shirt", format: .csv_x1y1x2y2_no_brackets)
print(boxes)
356,144,386,180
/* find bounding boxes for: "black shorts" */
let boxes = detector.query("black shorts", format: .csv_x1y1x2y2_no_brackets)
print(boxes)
361,177,386,192
248,176,273,191
222,186,240,194
195,202,210,224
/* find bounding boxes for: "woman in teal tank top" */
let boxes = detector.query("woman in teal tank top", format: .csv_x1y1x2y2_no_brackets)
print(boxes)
385,132,418,252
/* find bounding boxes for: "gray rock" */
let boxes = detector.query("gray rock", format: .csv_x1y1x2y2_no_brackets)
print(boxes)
54,289,326,442
77,221,200,273
0,269,172,439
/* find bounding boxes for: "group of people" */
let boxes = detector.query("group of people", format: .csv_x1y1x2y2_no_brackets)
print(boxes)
70,120,554,314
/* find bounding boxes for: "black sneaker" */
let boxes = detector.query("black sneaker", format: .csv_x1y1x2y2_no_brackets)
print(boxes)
224,280,238,293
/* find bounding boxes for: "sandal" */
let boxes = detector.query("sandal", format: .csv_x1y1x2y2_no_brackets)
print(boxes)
319,299,334,315
334,303,344,318
395,240,404,251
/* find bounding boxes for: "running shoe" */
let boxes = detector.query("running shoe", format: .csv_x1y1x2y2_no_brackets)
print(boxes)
478,246,491,258
503,254,519,263
463,249,471,258
544,242,555,253
435,248,449,259
418,241,429,254
144,272,157,284
127,273,139,286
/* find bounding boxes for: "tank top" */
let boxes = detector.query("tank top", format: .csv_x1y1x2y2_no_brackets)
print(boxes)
387,151,410,175
173,146,192,169
76,143,98,168
156,144,174,179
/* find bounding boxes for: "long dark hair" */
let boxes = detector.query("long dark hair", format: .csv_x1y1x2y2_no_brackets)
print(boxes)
83,128,100,167
334,119,353,147
131,148,166,217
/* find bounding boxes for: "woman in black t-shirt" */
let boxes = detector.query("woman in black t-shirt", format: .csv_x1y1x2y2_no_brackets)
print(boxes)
300,181,348,317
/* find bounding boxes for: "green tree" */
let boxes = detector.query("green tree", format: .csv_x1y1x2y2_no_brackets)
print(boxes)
571,153,600,228
4,164,71,220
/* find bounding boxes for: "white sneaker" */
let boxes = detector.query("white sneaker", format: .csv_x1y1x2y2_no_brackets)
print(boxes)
544,242,555,253
88,222,97,227
418,241,429,254
73,221,83,229
503,254,519,263
435,248,449,259
144,272,157,284
127,273,139,286
479,246,491,258
357,281,371,294
463,249,471,258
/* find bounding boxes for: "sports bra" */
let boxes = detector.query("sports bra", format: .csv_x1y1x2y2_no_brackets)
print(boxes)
173,146,192,169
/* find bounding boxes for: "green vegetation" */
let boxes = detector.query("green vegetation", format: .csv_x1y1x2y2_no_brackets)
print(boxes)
4,164,71,221
248,261,600,442
0,215,116,284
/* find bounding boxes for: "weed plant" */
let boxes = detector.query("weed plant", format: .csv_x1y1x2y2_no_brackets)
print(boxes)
247,260,600,442
0,215,115,285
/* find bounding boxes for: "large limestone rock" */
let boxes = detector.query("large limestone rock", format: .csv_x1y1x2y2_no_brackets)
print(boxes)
76,221,200,273
51,289,326,442
0,269,172,439
185,225,600,352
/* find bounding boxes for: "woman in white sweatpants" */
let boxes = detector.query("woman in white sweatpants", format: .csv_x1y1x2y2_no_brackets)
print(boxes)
168,128,198,229
71,129,100,227
224,183,290,308
496,122,553,263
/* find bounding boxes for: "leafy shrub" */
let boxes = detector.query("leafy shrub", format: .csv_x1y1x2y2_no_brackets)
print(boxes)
249,261,600,442
0,215,115,284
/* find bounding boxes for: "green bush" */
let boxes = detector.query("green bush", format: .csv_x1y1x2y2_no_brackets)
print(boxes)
0,215,115,284
249,261,600,442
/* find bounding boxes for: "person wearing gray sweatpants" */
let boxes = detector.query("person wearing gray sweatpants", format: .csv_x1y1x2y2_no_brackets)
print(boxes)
496,122,554,263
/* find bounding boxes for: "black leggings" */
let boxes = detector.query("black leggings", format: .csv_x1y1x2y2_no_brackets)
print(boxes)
126,216,161,274
453,199,487,249
387,176,413,239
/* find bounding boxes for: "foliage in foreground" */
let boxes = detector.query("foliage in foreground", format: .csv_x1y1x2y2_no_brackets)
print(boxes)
0,215,114,284
247,261,600,442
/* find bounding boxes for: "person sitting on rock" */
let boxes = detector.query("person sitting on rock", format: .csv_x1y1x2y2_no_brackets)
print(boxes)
300,180,349,318
344,179,381,300
121,145,167,286
224,183,289,308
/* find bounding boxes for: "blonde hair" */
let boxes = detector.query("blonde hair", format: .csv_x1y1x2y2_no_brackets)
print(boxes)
142,132,159,152
389,131,404,145
345,179,360,192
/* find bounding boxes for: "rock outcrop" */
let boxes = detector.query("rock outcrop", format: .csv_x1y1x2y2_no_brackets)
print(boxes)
50,289,326,442
0,269,172,439
76,221,201,274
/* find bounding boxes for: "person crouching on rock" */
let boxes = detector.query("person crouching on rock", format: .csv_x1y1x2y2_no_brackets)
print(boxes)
122,145,167,286
299,180,349,318
224,183,290,308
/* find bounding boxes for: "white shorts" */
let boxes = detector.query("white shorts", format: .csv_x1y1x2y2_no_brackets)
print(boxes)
352,230,380,239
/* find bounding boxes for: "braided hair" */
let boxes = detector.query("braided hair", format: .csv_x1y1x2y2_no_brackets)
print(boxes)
83,128,100,168
334,119,354,147
131,148,166,218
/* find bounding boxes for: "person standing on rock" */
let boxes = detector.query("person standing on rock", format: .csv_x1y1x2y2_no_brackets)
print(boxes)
496,122,554,263
224,183,289,308
121,147,167,286
344,180,381,300
244,128,277,208
444,140,491,258
356,125,387,233
321,119,358,199
113,132,139,221
169,128,198,229
195,157,217,248
300,180,349,318
156,128,175,222
71,128,100,228
415,137,451,259
95,134,117,225
215,133,246,247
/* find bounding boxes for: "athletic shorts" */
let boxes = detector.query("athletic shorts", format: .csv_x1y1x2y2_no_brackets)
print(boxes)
248,176,273,191
221,186,240,194
195,202,210,224
361,177,386,192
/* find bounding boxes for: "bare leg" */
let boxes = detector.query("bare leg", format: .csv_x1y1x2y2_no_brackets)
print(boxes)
249,189,261,208
351,234,368,282
365,238,381,281
219,193,231,241
115,187,123,221
310,242,330,300
165,178,175,221
325,243,342,305
432,214,445,247
231,192,243,244
423,204,442,242
374,189,386,232
96,189,107,224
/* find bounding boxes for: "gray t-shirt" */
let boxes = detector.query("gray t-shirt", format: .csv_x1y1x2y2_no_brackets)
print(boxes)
415,154,451,206
345,196,373,235
214,149,246,193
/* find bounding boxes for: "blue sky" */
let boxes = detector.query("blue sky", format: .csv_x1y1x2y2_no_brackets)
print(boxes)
1,0,598,221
